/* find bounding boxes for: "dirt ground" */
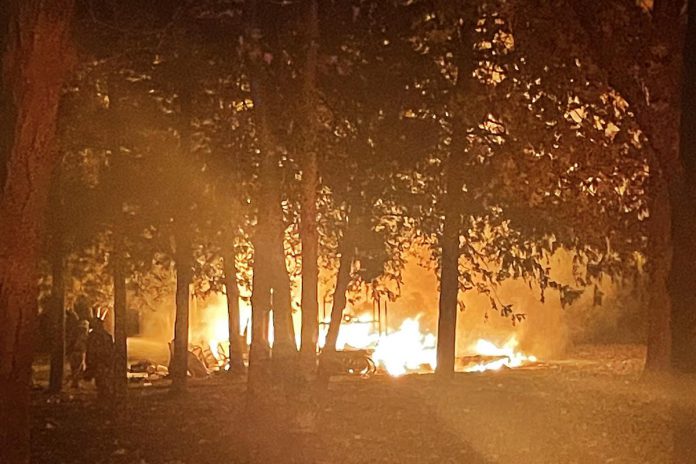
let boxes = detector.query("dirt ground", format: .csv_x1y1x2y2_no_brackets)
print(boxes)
31,345,696,464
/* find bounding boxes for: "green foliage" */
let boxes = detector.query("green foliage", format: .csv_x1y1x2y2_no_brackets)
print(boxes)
47,0,650,326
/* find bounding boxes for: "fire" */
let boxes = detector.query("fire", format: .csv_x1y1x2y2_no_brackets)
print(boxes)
197,298,536,377
317,314,379,351
371,319,436,377
462,337,538,373
316,314,436,377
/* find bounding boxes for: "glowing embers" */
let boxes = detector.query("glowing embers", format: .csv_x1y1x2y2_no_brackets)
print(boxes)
461,337,538,373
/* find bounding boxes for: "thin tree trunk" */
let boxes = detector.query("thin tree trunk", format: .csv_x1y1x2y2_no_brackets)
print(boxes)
249,264,271,363
669,0,696,373
108,77,128,401
299,0,320,360
112,233,128,401
435,150,464,379
48,244,66,392
249,232,272,387
169,76,195,393
249,159,273,371
48,178,66,392
324,233,354,352
222,248,245,373
434,10,474,379
171,229,192,393
0,2,75,462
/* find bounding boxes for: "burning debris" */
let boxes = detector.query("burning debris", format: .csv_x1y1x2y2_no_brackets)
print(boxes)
460,337,538,373
192,304,538,378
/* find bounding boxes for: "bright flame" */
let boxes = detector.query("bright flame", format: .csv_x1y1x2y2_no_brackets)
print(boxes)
317,315,436,377
198,298,536,377
371,318,436,377
463,337,537,373
317,313,379,351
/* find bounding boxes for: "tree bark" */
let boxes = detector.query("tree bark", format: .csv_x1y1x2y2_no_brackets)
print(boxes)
299,0,320,360
669,0,696,373
169,75,196,393
249,237,271,366
434,10,475,379
269,188,297,359
568,0,684,373
108,77,128,401
48,173,66,393
324,232,354,352
112,233,128,402
244,0,297,368
435,150,464,379
222,248,245,373
644,183,673,371
0,2,75,462
171,229,192,393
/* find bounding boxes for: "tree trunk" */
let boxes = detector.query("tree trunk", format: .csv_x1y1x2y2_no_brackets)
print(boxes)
434,11,474,379
169,74,196,394
0,2,75,462
171,230,192,393
669,0,696,373
249,188,272,368
324,233,354,352
299,0,320,360
108,77,129,401
249,232,272,387
435,150,464,379
222,248,245,373
568,0,684,374
48,176,66,392
269,185,297,360
112,233,128,401
244,0,296,368
644,182,672,372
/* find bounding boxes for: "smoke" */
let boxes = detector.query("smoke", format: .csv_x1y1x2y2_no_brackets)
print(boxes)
359,246,646,360
130,245,646,364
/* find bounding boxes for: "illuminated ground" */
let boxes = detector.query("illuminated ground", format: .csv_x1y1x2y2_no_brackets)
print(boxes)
31,345,696,464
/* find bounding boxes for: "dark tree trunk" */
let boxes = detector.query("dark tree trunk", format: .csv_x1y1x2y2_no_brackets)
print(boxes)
249,248,271,361
249,231,272,388
434,11,474,379
108,78,128,401
644,183,672,372
568,0,684,374
0,2,75,462
669,0,696,373
324,233,354,352
435,151,464,379
269,185,297,360
48,244,66,393
171,229,193,393
169,77,196,394
111,233,128,402
299,0,320,360
245,0,296,371
48,176,66,392
222,248,245,373
249,149,273,372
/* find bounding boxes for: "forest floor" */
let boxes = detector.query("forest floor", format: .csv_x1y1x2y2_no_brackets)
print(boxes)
31,344,696,464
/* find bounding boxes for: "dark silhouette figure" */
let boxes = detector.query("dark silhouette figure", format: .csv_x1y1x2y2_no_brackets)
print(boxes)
85,317,114,401
67,320,89,388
